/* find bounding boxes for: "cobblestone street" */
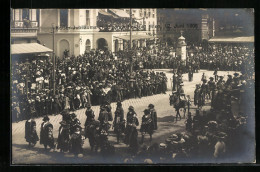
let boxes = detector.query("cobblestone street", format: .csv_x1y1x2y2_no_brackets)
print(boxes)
12,69,239,164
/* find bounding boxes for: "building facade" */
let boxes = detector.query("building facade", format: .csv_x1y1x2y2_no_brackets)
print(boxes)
11,9,39,44
37,9,157,58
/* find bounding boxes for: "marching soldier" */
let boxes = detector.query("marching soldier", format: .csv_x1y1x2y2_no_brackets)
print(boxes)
113,102,125,144
188,67,193,82
140,109,154,144
125,106,139,154
25,118,39,147
98,105,113,132
70,113,81,134
40,116,55,151
208,77,216,99
194,84,201,108
70,125,84,157
57,120,70,153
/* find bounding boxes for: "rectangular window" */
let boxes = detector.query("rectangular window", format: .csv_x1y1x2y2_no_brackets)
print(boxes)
22,9,29,20
86,10,90,26
60,9,68,27
148,12,151,17
152,13,155,18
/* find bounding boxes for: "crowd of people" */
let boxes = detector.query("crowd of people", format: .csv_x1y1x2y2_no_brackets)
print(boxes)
12,39,254,163
97,17,146,32
12,49,168,122
23,66,253,163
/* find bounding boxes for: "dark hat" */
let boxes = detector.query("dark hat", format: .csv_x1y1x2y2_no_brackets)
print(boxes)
70,113,76,118
209,77,214,80
59,120,67,126
148,104,154,108
144,109,150,115
128,106,134,110
227,75,232,77
219,76,224,79
61,109,70,116
203,79,207,82
43,116,50,121
75,125,82,130
117,101,122,106
234,73,239,76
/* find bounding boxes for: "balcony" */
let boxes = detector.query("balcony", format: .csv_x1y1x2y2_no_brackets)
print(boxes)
11,21,38,38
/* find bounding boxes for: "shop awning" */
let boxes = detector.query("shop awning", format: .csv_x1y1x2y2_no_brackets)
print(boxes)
11,43,53,55
98,10,118,18
208,36,254,43
109,9,130,18
114,34,156,40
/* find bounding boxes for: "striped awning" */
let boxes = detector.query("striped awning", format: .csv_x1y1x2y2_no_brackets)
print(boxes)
11,43,53,55
208,36,254,43
114,34,155,40
98,10,118,18
109,9,130,18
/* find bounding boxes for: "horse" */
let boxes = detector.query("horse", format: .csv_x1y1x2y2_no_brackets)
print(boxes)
170,94,191,121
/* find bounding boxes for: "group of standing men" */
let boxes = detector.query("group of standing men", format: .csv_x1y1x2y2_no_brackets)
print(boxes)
24,101,158,157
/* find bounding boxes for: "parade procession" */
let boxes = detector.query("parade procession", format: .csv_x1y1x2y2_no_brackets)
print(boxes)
11,8,255,164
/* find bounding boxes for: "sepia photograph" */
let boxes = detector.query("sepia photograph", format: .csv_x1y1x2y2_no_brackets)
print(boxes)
10,8,255,164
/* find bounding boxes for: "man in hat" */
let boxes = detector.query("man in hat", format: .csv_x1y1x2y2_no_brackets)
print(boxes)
57,120,70,153
185,112,193,132
172,72,178,91
70,125,84,157
213,132,227,159
40,116,55,150
194,84,202,109
84,103,95,127
70,113,81,134
148,104,158,131
213,68,219,82
98,105,113,132
113,101,125,144
140,109,154,144
188,67,193,82
208,77,216,99
25,117,39,147
125,106,139,154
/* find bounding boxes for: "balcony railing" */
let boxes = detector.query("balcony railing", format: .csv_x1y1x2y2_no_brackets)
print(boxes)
11,21,38,28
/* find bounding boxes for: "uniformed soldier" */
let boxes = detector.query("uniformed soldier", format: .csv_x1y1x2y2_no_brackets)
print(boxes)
25,118,39,147
125,106,139,154
57,120,70,153
70,113,81,134
70,125,84,157
188,67,193,82
40,116,55,151
140,109,154,144
113,102,125,144
98,105,113,132
194,84,201,108
208,77,216,99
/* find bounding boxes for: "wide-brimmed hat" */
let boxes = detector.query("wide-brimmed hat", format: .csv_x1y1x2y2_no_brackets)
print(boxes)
43,116,50,121
70,113,76,118
143,109,150,115
128,106,134,110
234,73,239,76
117,101,122,106
148,104,154,108
209,77,214,80
59,120,67,126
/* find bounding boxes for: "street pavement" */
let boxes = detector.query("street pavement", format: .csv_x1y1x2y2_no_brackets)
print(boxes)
12,69,239,164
